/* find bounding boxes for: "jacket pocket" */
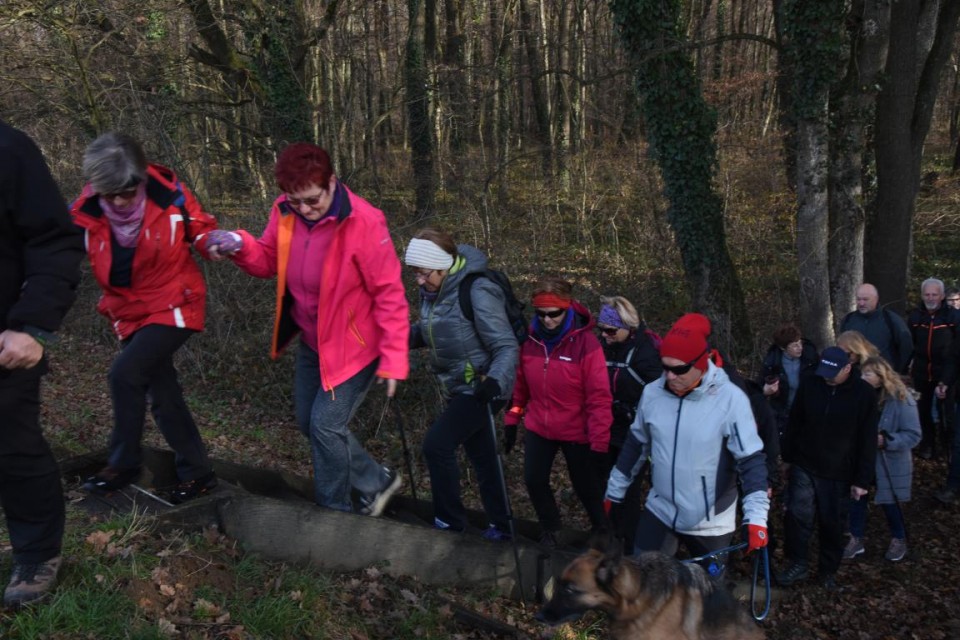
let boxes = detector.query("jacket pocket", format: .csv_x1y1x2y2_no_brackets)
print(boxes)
701,476,711,522
347,309,367,347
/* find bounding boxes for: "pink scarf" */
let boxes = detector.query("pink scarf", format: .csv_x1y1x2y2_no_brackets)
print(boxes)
99,184,147,248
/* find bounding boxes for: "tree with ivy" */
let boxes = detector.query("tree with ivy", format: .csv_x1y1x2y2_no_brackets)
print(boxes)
608,0,750,357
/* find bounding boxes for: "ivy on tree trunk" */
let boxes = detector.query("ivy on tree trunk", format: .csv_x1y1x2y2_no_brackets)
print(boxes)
608,0,750,357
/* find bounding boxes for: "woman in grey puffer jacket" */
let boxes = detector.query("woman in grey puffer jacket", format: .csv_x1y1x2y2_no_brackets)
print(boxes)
405,228,519,539
845,356,921,563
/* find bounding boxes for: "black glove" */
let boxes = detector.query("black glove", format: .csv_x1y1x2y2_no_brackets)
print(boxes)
502,425,518,454
612,401,636,426
474,378,502,406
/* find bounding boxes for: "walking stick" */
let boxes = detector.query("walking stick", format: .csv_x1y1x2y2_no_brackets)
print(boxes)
487,403,527,604
878,430,908,541
389,398,419,502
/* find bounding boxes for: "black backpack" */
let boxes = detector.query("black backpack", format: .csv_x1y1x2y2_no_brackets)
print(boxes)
458,269,529,344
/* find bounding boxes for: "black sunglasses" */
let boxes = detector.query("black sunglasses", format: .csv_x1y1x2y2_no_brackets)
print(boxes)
662,348,708,376
599,326,620,336
535,308,566,319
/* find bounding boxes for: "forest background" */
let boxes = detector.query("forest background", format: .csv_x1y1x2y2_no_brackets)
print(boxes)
2,0,960,639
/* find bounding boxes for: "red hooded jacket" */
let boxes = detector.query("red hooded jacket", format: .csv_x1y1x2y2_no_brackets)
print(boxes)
505,301,612,452
71,164,217,340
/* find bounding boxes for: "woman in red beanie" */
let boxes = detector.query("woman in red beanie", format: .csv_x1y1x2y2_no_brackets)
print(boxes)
605,312,770,566
504,276,612,546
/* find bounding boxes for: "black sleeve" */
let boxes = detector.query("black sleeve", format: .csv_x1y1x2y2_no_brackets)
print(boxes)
2,127,83,333
749,386,781,489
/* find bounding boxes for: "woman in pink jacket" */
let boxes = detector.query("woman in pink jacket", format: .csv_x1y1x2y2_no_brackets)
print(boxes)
208,143,408,516
504,276,612,546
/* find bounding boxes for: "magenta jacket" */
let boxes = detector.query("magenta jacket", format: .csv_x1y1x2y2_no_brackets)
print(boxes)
232,182,409,390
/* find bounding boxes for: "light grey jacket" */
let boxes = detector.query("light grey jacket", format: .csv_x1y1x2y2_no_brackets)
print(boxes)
874,394,921,503
410,245,518,399
606,361,769,535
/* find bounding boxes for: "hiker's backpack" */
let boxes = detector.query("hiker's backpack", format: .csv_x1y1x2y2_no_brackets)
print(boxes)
458,269,529,344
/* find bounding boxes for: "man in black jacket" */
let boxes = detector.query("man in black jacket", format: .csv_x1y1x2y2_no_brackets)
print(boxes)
0,121,83,607
839,283,912,373
776,346,878,591
908,278,960,459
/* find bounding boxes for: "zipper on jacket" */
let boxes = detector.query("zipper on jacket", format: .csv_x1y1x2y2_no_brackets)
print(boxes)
670,396,684,530
701,475,711,522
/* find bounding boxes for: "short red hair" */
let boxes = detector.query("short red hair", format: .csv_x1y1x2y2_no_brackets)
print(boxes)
274,143,334,193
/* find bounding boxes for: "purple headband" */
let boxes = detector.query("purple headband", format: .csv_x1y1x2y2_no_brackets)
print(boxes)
598,304,627,329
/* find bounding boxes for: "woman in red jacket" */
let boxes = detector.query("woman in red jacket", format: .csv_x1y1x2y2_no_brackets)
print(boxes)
207,143,408,516
504,276,612,546
72,133,218,503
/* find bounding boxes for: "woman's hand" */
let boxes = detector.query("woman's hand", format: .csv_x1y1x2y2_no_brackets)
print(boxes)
763,378,779,396
378,377,398,398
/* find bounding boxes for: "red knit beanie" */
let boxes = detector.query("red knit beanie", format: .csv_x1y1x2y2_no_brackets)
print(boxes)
660,313,711,371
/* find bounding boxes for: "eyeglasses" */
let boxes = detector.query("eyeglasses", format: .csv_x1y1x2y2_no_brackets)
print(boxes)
286,193,325,207
412,268,435,279
661,348,708,376
599,326,620,336
535,308,566,319
101,187,139,201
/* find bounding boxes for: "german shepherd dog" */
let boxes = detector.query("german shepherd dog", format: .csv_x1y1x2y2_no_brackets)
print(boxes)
537,544,765,640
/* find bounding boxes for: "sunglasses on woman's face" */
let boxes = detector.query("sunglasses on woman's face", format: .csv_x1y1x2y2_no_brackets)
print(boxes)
535,308,565,319
101,187,139,201
661,348,708,376
599,326,620,336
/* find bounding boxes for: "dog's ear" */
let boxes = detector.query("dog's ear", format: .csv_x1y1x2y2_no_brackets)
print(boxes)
595,544,623,589
587,526,618,555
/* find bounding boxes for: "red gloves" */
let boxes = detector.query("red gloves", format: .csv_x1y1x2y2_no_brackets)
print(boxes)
603,498,614,516
747,524,768,552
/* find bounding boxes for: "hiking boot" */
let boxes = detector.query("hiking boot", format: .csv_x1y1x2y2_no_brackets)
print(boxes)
82,466,140,495
358,470,402,517
169,472,218,504
820,573,845,592
4,556,61,608
433,517,464,533
775,562,809,587
481,524,512,542
935,486,957,505
538,530,559,549
885,538,907,562
842,535,865,560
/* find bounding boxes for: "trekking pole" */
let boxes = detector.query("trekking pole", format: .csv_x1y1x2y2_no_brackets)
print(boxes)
487,402,527,604
389,398,419,502
878,430,908,541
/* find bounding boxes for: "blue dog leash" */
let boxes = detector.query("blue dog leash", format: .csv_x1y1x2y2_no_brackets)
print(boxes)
683,542,771,622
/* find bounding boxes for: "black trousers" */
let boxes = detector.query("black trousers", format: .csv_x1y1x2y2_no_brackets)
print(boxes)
0,366,64,564
422,394,509,531
608,443,645,555
523,430,606,532
783,465,847,576
108,325,211,481
916,378,954,455
633,509,733,571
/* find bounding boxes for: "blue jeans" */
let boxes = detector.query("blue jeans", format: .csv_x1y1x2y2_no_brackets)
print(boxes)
783,465,847,575
848,498,906,540
294,344,388,510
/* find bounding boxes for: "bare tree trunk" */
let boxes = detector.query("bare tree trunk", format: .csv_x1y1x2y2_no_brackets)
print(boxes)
827,0,890,330
796,117,834,348
866,0,960,312
518,0,552,172
406,0,436,220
